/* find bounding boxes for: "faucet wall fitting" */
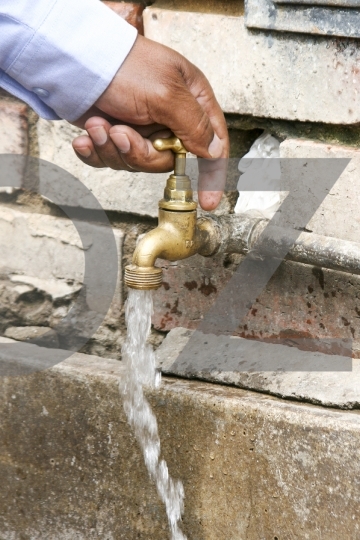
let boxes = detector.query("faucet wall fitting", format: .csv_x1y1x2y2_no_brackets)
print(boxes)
195,212,360,277
124,137,218,290
125,137,360,290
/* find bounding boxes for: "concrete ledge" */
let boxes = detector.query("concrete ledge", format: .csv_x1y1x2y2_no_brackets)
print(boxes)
1,344,360,538
156,327,360,409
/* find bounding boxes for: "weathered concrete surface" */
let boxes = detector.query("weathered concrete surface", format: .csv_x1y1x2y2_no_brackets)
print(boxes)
1,346,360,539
4,326,60,348
144,7,360,124
0,207,125,358
280,138,360,242
0,206,86,282
156,327,360,408
37,118,167,217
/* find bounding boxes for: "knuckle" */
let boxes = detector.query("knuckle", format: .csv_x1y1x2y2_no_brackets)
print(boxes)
156,84,176,106
191,114,213,144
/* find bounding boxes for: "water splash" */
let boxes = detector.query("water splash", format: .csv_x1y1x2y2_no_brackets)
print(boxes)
120,289,187,540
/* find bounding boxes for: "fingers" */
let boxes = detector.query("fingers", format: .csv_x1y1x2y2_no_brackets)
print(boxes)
86,117,134,170
72,116,175,173
70,105,118,129
180,59,229,208
150,68,217,159
183,63,229,156
178,61,229,209
72,135,106,168
72,114,227,210
72,117,130,170
149,51,228,208
109,125,174,172
169,62,228,210
197,157,228,210
149,48,228,161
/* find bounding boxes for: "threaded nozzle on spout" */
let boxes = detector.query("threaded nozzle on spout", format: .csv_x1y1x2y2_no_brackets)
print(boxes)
125,265,163,290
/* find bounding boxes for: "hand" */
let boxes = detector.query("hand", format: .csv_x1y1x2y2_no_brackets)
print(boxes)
72,35,229,210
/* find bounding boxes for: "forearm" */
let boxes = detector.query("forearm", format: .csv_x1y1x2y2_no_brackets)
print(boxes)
0,0,137,121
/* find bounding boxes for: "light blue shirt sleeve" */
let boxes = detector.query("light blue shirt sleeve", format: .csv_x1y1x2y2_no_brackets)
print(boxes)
0,0,138,121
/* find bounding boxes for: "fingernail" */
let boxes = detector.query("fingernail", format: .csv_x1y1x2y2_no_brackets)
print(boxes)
75,147,91,158
110,132,131,153
208,134,223,159
87,126,107,146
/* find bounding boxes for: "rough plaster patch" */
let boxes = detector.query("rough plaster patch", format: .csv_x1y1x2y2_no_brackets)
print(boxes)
0,206,85,282
9,275,82,301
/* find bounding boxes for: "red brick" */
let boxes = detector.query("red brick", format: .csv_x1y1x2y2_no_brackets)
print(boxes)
152,256,360,358
0,94,28,155
152,254,234,331
103,1,144,34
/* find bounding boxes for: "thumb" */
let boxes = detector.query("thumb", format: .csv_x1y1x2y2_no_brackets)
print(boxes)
150,82,224,159
175,59,226,159
152,88,217,157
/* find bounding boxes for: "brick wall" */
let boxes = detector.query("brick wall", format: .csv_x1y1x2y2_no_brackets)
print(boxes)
1,0,360,359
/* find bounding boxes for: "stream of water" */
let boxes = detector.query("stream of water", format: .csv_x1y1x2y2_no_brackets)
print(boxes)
120,289,187,540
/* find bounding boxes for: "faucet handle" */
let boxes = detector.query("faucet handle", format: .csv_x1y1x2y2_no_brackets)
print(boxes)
153,136,187,176
152,136,186,155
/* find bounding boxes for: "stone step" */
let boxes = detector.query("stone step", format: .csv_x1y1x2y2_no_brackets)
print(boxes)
156,327,360,409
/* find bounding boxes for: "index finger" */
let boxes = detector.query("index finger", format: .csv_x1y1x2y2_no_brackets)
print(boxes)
180,59,229,209
197,156,228,210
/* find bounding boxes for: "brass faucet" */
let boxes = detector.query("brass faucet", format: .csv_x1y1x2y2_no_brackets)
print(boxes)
125,138,360,289
124,137,217,290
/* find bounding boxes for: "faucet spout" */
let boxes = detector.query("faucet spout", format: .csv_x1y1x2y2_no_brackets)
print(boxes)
125,208,216,290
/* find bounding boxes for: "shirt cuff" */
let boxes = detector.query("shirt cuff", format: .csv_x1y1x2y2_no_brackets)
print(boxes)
5,0,138,121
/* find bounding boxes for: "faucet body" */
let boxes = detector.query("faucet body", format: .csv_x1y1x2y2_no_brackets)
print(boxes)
133,208,202,267
124,138,217,290
125,196,217,290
